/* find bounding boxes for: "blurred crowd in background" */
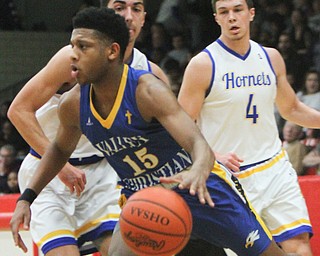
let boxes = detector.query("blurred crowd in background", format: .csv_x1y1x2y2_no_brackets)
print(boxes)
0,0,320,194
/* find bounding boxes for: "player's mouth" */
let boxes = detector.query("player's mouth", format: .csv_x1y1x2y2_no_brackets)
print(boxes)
71,64,79,79
230,26,240,34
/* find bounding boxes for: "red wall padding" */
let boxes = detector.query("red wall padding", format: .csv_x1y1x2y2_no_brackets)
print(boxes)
298,175,320,256
0,193,20,230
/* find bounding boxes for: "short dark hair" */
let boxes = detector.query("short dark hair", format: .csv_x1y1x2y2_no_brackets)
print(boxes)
211,0,254,12
72,7,129,59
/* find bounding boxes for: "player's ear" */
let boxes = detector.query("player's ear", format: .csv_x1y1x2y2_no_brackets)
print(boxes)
214,13,219,25
108,42,120,60
249,8,255,21
141,11,146,27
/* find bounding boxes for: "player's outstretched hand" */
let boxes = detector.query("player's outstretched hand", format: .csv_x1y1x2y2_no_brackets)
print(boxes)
58,163,87,196
160,170,214,208
10,200,31,253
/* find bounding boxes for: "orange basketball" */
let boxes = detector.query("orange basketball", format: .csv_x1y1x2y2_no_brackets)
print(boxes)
119,186,193,256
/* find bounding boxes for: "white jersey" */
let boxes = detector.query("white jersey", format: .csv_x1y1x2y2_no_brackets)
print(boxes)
197,39,312,243
198,39,281,166
129,48,152,72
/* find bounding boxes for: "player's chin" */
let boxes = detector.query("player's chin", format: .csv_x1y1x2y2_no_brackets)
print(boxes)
76,77,88,86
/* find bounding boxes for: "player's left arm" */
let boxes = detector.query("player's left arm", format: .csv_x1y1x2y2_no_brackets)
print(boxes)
269,47,320,128
136,74,215,206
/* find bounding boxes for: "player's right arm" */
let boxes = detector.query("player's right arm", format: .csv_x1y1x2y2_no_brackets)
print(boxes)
178,52,243,171
7,45,86,194
178,52,210,120
10,86,82,252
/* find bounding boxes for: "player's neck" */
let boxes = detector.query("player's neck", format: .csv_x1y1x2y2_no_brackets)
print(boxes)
124,41,135,64
219,35,251,56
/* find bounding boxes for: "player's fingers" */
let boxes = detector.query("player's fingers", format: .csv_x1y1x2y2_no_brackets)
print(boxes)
67,184,75,194
160,176,181,184
77,178,85,192
74,183,82,197
203,190,214,207
82,173,87,185
11,229,20,247
17,235,28,253
23,214,30,230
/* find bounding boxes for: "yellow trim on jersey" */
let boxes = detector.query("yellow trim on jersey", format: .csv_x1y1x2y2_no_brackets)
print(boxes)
211,161,233,187
36,229,75,246
270,219,311,236
213,162,272,240
36,213,120,246
90,64,129,129
74,213,120,237
238,149,286,179
246,196,273,240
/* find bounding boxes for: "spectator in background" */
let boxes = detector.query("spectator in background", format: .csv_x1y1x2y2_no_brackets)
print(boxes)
155,0,183,36
177,0,203,51
1,120,29,158
166,33,191,69
161,57,183,97
296,69,320,111
285,8,314,57
148,22,172,64
301,128,320,151
302,142,320,175
6,170,20,193
277,32,306,88
0,144,20,194
282,121,308,175
308,0,320,38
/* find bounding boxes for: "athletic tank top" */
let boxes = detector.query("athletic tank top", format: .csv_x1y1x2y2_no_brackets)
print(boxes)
80,65,192,192
128,48,152,72
198,39,281,166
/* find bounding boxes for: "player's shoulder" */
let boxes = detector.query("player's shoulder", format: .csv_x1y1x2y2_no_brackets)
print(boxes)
259,44,281,58
59,84,80,109
58,84,81,125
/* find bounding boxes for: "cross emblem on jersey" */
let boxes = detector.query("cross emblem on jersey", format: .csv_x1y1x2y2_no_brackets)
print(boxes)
125,110,132,124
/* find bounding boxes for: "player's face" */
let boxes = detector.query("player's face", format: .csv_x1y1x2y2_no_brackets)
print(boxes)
107,0,145,44
214,0,254,41
305,73,319,94
70,29,110,85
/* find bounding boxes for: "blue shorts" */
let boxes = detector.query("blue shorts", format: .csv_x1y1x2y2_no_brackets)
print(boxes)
173,163,272,256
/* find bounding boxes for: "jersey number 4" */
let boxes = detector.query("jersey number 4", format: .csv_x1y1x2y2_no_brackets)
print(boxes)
246,94,259,123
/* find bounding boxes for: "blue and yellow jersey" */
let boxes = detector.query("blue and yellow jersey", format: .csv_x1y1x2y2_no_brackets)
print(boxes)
80,65,192,194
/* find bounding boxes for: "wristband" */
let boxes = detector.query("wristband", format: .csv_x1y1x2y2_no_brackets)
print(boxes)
17,188,38,204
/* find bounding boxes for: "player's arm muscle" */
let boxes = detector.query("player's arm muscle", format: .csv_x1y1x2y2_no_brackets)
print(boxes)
7,45,75,156
178,52,212,121
270,47,320,128
136,75,214,166
26,87,82,194
149,61,170,87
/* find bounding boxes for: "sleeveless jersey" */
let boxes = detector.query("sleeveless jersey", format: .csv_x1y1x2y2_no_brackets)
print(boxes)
198,39,281,166
80,65,192,193
128,48,152,72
